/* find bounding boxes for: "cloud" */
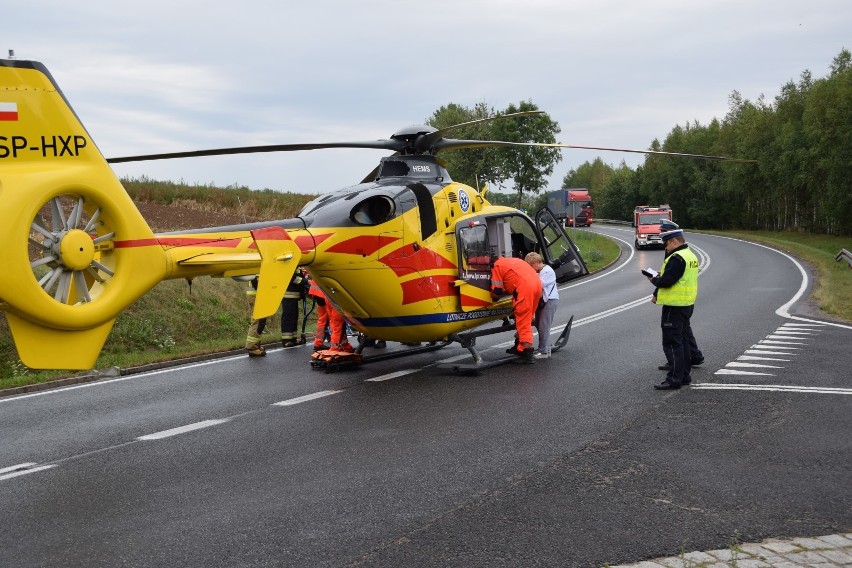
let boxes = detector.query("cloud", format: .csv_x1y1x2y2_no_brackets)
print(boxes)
3,0,849,192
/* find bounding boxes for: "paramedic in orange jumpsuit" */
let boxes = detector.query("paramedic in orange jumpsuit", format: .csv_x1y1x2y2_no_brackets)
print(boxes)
308,279,330,350
307,279,352,353
490,256,542,363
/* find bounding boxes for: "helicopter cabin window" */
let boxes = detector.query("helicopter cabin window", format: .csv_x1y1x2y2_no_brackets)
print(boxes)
507,215,540,259
459,224,491,272
350,195,396,225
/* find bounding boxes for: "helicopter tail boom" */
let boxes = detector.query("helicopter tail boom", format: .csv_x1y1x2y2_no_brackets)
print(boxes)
0,60,299,369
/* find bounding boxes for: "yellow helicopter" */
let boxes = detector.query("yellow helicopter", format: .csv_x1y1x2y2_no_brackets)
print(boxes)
0,59,746,371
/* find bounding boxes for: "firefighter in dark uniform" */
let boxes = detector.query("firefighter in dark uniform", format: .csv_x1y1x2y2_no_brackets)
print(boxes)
245,276,267,357
280,269,308,348
647,221,700,390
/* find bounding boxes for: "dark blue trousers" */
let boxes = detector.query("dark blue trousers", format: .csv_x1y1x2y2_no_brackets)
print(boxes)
661,304,694,385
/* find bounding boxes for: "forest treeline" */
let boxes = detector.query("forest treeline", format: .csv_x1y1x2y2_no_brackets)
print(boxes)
562,49,851,235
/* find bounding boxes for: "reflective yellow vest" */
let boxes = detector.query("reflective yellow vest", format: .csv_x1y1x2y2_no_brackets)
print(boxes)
656,247,699,306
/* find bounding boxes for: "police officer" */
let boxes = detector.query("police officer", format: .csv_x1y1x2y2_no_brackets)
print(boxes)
647,221,700,390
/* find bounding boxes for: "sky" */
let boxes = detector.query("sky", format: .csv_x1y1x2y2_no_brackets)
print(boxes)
4,1,850,195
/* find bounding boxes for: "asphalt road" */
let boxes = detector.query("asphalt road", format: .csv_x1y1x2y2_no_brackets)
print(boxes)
1,226,849,567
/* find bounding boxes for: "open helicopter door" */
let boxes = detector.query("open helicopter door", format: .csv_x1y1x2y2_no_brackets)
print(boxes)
454,218,497,311
534,207,589,282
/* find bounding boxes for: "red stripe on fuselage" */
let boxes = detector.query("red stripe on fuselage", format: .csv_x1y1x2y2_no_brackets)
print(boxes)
326,235,400,256
380,244,457,277
400,274,458,305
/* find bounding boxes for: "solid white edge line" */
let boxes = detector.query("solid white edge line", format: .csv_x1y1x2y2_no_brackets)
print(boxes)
0,464,58,481
273,390,343,406
137,418,230,441
714,369,774,376
0,354,248,405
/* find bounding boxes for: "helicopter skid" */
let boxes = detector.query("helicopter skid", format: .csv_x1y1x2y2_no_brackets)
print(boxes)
441,315,573,375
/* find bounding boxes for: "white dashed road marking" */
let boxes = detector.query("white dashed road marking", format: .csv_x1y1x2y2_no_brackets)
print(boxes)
137,419,231,441
272,390,343,406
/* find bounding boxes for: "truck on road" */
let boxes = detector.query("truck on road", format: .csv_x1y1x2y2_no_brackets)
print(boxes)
547,188,594,227
633,205,672,249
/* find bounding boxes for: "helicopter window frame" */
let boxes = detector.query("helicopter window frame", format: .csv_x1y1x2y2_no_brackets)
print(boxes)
350,195,396,226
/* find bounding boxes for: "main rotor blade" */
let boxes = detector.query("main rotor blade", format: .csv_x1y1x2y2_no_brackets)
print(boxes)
418,110,544,151
107,140,402,163
433,139,756,162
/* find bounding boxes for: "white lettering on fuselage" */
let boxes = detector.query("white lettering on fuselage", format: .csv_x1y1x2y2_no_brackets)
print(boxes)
446,308,512,322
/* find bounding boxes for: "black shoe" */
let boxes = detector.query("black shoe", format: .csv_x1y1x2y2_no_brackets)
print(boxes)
658,363,671,371
654,381,681,390
282,339,297,348
682,378,692,386
506,346,520,355
374,340,387,348
517,349,535,364
691,357,704,366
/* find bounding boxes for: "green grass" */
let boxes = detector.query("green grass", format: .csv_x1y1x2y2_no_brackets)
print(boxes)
571,229,621,273
123,176,314,219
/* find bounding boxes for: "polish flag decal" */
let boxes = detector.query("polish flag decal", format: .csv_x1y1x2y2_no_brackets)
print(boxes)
0,102,18,121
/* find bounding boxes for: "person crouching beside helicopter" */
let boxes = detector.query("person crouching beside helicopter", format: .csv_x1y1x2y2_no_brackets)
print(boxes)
491,255,543,363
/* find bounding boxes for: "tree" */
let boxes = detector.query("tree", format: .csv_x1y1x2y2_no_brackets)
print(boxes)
562,158,615,193
491,101,562,208
427,102,500,188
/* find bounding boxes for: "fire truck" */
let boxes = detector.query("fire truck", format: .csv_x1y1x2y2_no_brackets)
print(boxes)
633,205,672,249
547,188,594,227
